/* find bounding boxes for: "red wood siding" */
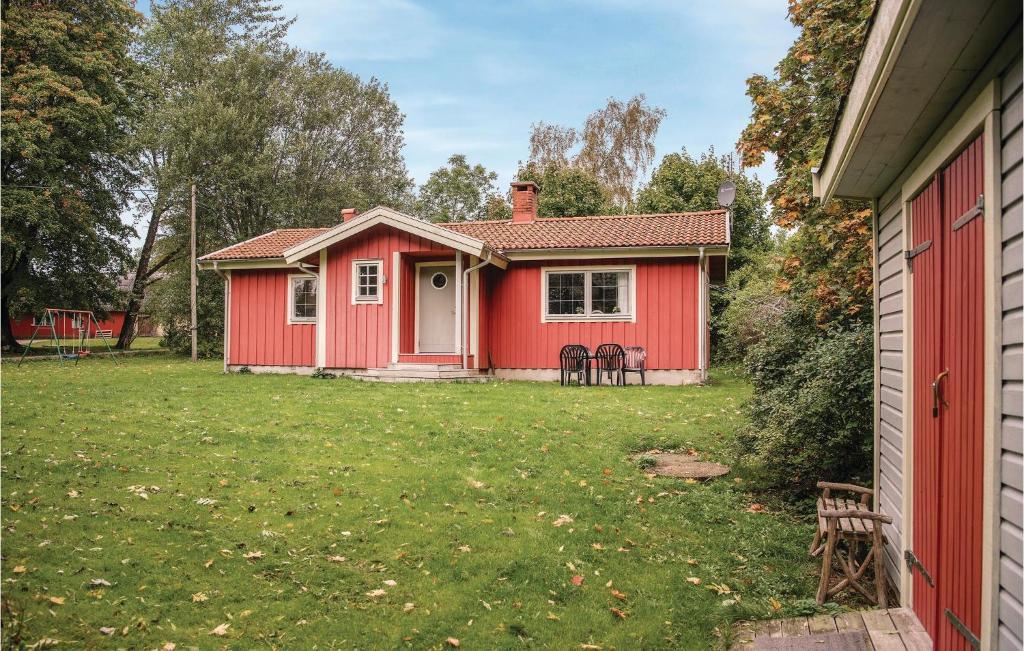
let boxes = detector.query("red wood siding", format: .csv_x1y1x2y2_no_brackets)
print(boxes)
325,225,451,368
910,135,985,650
12,312,126,338
483,258,700,370
229,269,315,366
937,135,984,651
911,174,944,637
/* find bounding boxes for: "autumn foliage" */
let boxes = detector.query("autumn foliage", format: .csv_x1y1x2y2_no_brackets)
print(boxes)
739,0,876,326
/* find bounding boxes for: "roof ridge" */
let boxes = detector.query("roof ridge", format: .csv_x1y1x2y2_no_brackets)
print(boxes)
440,210,726,226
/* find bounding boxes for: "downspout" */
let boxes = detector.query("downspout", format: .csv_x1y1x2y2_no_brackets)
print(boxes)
462,251,493,370
212,261,230,373
698,247,706,383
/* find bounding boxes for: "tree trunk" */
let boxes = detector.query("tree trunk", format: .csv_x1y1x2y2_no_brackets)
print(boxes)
116,201,164,350
1,294,23,352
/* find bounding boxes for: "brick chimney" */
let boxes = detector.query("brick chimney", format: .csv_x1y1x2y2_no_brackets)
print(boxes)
510,181,538,223
341,208,358,222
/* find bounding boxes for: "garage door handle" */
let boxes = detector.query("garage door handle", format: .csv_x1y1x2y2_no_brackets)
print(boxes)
932,369,949,417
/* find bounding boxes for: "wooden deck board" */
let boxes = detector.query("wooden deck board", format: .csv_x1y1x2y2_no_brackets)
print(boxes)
732,609,931,651
808,614,839,634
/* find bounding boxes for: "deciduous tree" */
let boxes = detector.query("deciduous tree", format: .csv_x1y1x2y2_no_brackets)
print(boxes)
637,147,769,272
1,0,142,351
415,154,509,222
515,162,613,218
528,95,665,208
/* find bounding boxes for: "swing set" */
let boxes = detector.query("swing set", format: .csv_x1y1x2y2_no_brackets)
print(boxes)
16,308,119,367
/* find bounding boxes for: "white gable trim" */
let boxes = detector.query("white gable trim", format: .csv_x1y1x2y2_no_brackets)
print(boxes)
282,206,509,269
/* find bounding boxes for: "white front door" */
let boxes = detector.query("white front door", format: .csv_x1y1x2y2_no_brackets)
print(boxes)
417,264,456,353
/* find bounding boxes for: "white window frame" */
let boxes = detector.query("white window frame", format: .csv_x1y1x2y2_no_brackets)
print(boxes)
541,265,636,323
351,259,384,305
287,273,318,324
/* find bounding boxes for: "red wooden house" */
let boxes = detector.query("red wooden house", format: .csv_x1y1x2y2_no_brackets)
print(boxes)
197,182,729,383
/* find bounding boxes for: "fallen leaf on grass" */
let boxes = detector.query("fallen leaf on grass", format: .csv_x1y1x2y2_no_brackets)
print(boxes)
383,580,397,587
13,565,26,574
191,592,208,603
89,578,111,587
552,514,574,527
547,612,560,621
99,627,115,635
327,555,347,563
610,607,628,619
446,637,460,647
161,644,176,651
242,551,264,560
403,602,415,613
468,479,486,489
457,545,471,553
366,589,387,598
204,559,214,568
571,575,584,586
210,623,230,636
746,503,764,513
706,582,732,595
580,645,603,650
48,596,65,605
686,577,702,586
610,589,627,601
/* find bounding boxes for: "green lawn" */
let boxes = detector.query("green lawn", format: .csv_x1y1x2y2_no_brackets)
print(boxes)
1,357,819,649
6,336,165,358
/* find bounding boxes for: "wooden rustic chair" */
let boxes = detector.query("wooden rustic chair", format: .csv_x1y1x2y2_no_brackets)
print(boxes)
593,344,625,385
622,346,647,385
811,481,893,607
559,344,591,386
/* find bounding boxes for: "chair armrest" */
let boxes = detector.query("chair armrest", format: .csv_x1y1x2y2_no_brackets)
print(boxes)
816,481,873,495
818,509,893,525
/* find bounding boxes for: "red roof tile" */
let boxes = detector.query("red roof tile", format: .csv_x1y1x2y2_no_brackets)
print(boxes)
198,210,728,261
199,228,330,261
439,210,728,250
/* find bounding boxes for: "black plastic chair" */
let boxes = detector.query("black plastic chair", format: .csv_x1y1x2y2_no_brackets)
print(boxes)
593,344,625,386
559,344,591,386
623,346,647,385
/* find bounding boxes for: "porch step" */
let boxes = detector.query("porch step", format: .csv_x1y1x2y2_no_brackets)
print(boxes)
347,365,489,383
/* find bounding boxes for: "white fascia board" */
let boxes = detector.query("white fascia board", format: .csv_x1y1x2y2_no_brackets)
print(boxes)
197,259,299,270
282,206,507,267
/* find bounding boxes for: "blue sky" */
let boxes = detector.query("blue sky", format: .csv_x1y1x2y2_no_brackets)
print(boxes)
141,0,797,194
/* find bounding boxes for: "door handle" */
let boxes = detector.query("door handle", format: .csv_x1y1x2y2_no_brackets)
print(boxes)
932,369,949,417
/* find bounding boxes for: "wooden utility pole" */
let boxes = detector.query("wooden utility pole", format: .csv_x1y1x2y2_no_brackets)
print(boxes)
190,183,197,362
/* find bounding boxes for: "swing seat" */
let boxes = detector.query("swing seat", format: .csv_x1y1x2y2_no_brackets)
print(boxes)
62,354,79,360
78,350,92,357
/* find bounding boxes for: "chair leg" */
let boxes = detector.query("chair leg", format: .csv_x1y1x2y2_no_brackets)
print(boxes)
873,528,887,608
640,368,645,386
816,520,837,605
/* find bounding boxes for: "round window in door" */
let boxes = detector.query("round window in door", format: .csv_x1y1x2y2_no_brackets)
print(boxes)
430,272,448,289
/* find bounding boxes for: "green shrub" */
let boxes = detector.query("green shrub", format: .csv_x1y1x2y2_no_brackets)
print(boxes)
736,310,873,497
715,249,786,363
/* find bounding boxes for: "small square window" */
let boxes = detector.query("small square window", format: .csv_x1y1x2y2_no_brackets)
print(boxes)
353,260,383,304
289,275,317,323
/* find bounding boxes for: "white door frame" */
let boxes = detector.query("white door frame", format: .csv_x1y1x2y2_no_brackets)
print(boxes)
414,260,457,354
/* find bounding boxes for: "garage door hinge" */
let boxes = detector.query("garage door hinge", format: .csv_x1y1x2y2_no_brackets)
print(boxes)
945,609,980,649
952,194,984,231
903,549,934,586
904,240,932,269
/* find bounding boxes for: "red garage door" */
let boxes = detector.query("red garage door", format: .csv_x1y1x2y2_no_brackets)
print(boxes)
909,134,985,650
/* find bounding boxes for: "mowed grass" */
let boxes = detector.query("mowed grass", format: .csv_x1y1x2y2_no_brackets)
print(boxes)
6,336,165,358
1,357,818,649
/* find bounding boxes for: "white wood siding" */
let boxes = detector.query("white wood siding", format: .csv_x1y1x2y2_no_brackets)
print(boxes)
876,188,905,585
999,53,1024,651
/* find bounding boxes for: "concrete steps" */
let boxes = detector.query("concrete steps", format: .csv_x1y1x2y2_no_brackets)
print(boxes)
346,363,489,383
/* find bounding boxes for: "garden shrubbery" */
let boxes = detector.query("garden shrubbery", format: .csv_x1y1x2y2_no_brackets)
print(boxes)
735,305,874,497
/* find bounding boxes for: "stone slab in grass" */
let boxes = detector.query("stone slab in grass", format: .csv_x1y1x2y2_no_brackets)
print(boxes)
634,450,731,479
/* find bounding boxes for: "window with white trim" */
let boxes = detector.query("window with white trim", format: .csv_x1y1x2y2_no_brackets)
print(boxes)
352,260,383,304
288,274,318,323
543,267,633,321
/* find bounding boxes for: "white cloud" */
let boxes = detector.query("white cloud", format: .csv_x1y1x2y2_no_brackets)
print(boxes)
281,0,444,61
